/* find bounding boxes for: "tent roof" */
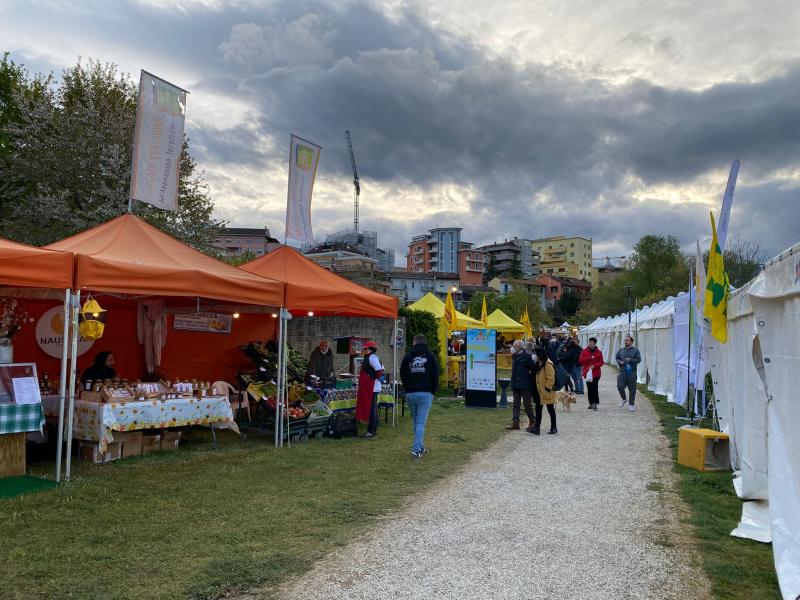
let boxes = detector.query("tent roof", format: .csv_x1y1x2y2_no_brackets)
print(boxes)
0,237,73,290
486,309,526,333
46,214,284,306
240,245,397,318
408,293,482,327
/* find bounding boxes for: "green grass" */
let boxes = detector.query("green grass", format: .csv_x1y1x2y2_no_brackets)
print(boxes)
0,401,508,600
641,384,781,600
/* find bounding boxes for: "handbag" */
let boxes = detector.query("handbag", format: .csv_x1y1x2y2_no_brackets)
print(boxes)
585,368,594,383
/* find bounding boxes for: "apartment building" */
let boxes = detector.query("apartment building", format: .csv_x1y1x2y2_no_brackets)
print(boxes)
213,227,282,257
477,238,539,280
406,227,485,285
530,236,598,287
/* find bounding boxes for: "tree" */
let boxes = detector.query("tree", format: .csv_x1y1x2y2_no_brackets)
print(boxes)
465,288,549,333
509,255,522,279
723,238,768,288
0,58,222,251
221,250,257,267
398,307,440,362
549,288,582,322
483,254,498,285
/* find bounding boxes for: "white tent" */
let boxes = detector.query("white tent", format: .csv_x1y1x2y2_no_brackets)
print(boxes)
711,242,800,599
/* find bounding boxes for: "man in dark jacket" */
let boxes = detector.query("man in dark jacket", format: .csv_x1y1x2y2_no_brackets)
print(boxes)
305,340,334,382
400,334,439,458
557,338,582,394
506,339,537,432
616,335,642,412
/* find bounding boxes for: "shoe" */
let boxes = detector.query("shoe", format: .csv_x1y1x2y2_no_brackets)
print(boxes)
362,432,375,438
529,428,540,435
618,399,626,408
592,404,598,410
548,427,558,434
628,404,635,412
411,450,423,459
505,423,520,430
587,405,594,409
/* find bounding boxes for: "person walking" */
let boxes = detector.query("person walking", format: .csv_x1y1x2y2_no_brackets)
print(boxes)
355,341,384,438
556,337,580,392
532,346,557,434
616,335,642,412
505,339,537,432
400,334,439,458
566,337,584,395
579,337,604,410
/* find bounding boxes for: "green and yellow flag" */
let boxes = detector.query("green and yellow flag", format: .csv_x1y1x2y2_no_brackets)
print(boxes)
481,294,488,326
520,307,533,338
704,212,730,343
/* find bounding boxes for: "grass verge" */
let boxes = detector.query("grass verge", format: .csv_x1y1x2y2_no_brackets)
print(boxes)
641,384,781,599
0,401,507,600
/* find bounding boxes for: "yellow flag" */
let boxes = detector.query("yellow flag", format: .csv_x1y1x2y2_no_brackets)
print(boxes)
444,290,457,331
704,212,729,343
481,294,488,326
522,307,533,338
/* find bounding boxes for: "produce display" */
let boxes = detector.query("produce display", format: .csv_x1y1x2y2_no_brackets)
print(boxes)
241,341,308,383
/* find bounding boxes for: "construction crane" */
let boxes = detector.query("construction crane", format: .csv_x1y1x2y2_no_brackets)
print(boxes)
344,130,360,232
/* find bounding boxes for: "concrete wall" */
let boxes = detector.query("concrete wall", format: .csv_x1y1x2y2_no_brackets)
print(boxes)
286,316,402,377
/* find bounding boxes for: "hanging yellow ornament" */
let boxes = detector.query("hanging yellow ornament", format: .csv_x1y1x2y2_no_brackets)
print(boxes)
78,296,107,341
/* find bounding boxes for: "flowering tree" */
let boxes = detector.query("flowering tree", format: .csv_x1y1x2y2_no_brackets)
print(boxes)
0,56,222,253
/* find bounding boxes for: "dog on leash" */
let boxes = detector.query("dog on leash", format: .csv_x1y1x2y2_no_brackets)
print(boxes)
555,389,577,412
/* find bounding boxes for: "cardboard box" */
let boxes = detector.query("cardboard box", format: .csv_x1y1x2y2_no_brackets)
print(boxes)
160,430,182,451
114,431,143,458
677,427,731,472
141,433,161,454
79,441,122,464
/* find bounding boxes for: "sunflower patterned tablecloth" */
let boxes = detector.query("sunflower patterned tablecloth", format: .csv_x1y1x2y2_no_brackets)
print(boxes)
73,396,238,452
316,386,394,412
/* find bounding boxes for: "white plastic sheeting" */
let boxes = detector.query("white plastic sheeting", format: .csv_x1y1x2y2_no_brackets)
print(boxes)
731,500,772,544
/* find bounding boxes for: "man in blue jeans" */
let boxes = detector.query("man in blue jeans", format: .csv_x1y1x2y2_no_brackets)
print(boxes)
400,334,439,459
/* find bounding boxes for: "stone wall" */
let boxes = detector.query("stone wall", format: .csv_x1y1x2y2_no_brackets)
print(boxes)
286,316,403,377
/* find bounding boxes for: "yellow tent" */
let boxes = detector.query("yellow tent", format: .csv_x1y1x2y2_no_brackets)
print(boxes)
486,308,526,334
408,293,483,385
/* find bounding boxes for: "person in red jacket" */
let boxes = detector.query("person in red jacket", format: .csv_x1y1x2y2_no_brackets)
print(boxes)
579,336,604,410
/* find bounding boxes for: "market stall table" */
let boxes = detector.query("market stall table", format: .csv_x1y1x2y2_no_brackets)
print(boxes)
62,396,237,453
0,403,45,477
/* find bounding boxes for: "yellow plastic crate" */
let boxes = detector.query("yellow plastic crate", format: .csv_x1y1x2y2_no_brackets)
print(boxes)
677,427,731,472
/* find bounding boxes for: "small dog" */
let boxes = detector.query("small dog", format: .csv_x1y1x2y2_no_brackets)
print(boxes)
555,389,577,412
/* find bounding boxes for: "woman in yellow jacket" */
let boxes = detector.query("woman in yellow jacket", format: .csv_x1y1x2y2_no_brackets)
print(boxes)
533,347,558,435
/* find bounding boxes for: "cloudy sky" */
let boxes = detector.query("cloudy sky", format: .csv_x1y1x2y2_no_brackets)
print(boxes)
2,0,799,264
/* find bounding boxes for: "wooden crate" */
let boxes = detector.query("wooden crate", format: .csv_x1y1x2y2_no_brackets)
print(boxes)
0,432,26,477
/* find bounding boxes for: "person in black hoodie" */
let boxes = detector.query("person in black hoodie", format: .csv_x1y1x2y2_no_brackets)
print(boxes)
400,334,440,458
506,339,537,432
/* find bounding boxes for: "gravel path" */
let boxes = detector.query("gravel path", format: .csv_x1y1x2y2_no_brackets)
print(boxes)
265,372,708,600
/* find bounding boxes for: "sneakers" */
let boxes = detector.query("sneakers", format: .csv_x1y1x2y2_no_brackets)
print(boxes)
618,398,626,408
362,432,376,439
411,447,428,459
628,404,635,412
505,423,520,430
592,404,598,410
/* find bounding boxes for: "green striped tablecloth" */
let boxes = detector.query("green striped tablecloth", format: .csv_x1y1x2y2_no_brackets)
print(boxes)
0,403,45,435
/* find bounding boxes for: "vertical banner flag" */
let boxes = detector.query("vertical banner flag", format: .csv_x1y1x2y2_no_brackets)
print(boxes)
285,134,321,246
672,293,691,406
130,71,187,211
481,294,488,326
704,212,730,343
444,290,457,331
693,240,708,380
717,159,740,252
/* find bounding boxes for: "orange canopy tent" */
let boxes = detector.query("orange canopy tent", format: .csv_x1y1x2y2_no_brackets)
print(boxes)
0,237,73,290
240,245,398,318
46,214,285,306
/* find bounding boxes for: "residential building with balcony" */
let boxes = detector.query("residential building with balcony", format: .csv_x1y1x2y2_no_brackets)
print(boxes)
531,236,598,287
477,238,539,280
535,274,591,307
388,270,460,304
213,227,282,257
406,228,486,285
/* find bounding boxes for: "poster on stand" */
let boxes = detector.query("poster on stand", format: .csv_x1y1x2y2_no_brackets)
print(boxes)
465,328,497,408
173,313,232,334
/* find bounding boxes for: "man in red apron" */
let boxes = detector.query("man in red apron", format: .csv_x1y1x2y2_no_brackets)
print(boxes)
356,341,383,438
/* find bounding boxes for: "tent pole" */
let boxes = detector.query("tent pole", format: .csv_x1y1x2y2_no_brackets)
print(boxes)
64,290,80,481
392,318,398,427
285,310,291,448
55,288,71,483
275,311,283,448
